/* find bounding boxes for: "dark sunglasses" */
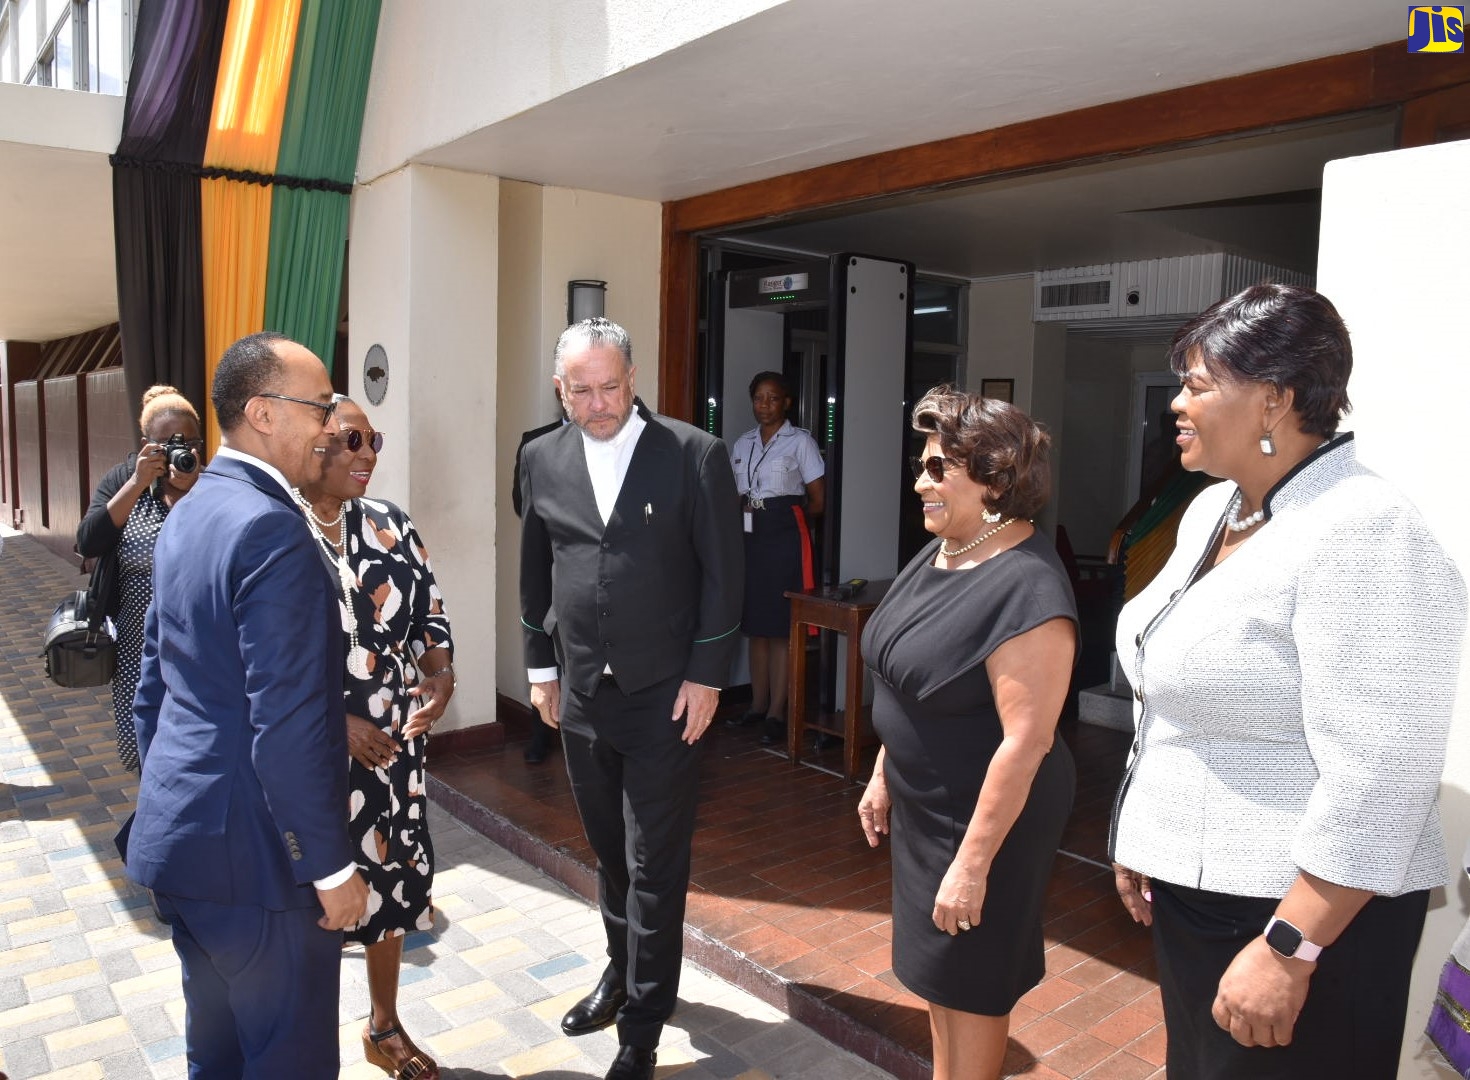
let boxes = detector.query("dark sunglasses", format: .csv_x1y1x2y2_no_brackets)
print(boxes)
337,428,385,454
909,455,960,483
255,392,337,425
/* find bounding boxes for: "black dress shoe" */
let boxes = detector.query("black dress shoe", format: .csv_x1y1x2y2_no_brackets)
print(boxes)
724,709,763,727
561,977,627,1035
524,726,554,765
605,1045,656,1080
813,731,842,751
758,718,786,746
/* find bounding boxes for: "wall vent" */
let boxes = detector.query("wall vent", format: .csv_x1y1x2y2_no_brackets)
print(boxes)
1033,255,1312,323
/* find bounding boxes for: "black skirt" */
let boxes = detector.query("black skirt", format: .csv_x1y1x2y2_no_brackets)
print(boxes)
740,496,814,637
1150,880,1428,1079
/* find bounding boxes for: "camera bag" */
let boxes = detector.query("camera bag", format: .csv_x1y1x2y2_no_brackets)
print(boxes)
41,589,116,688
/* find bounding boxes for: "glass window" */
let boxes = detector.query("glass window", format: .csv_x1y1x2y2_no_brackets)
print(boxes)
17,0,37,72
912,279,962,346
52,7,69,87
44,0,68,33
95,0,120,94
1,11,14,84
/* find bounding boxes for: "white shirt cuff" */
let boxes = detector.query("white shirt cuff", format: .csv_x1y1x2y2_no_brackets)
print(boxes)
528,667,559,684
314,863,357,890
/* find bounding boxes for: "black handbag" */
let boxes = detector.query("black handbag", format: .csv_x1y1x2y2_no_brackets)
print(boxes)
41,589,117,688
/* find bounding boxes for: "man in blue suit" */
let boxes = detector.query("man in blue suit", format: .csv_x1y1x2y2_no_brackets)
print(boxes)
127,331,367,1078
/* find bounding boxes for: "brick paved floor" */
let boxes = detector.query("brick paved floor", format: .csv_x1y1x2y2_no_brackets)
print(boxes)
0,527,896,1080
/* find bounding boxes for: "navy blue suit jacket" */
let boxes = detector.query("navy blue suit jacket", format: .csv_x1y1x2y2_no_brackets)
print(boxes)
127,453,351,910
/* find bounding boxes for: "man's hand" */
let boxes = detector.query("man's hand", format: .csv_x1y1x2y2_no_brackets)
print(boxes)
672,682,719,744
316,871,368,931
530,679,562,729
1211,935,1313,1047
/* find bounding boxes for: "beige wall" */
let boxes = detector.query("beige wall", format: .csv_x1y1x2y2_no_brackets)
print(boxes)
965,275,1036,409
493,183,664,705
1318,139,1470,1080
347,164,500,732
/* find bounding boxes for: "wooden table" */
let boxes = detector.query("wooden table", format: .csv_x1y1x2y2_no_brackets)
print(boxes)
784,579,893,782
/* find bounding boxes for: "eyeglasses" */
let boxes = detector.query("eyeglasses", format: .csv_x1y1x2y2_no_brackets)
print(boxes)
255,392,337,425
337,428,385,454
909,455,960,483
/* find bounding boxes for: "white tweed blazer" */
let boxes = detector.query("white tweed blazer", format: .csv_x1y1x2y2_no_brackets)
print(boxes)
1110,434,1467,898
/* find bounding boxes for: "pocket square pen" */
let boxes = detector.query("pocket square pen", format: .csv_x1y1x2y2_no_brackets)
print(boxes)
644,503,653,524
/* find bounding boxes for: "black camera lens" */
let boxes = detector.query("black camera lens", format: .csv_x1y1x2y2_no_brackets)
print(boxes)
162,434,198,474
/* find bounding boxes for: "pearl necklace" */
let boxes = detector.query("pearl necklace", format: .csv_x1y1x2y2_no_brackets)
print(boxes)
1226,494,1266,533
295,492,370,680
939,517,1017,559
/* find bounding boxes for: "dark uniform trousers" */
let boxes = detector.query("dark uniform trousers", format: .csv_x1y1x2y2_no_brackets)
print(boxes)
559,670,702,1051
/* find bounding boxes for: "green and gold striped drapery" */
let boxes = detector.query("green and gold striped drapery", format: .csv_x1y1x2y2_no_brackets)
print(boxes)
111,0,381,448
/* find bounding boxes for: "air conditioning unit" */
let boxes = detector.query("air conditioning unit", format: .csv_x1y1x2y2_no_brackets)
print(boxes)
1034,254,1312,322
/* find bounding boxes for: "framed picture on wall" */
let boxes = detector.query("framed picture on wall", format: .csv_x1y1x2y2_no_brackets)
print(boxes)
981,378,1014,403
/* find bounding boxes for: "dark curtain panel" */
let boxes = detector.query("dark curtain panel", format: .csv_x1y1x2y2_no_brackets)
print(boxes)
111,0,228,416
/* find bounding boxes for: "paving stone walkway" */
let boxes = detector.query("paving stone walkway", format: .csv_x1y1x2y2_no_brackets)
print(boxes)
0,526,894,1080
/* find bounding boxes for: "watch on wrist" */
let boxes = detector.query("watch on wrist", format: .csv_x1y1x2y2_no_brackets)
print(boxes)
1263,916,1323,962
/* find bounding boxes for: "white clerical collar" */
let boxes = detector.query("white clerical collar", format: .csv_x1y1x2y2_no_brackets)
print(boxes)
214,445,295,499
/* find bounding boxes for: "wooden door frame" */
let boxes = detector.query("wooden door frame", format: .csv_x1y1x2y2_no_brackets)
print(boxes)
657,41,1470,420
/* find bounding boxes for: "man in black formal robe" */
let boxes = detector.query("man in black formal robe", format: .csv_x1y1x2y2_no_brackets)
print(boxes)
519,318,741,1080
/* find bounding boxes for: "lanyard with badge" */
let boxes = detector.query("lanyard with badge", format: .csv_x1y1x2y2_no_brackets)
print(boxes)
743,433,778,533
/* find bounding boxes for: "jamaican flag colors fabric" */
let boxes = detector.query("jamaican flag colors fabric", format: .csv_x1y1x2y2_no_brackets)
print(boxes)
111,0,381,447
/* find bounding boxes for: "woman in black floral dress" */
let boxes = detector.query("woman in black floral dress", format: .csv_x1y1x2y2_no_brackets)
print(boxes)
297,397,453,1080
77,386,204,772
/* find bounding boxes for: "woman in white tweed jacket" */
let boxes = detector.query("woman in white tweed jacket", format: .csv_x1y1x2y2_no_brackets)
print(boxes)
1109,284,1466,1079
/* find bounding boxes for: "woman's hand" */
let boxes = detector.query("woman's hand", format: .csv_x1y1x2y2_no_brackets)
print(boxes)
858,770,891,847
131,441,169,489
403,670,453,740
1113,863,1153,926
1211,936,1313,1047
932,857,986,935
347,713,400,771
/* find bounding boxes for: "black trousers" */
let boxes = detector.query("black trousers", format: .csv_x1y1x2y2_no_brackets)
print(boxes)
1151,879,1429,1080
559,671,702,1049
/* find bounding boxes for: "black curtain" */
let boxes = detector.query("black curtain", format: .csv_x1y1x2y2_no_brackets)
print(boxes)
111,0,228,416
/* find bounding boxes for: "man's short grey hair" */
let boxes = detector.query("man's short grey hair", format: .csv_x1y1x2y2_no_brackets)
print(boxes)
554,318,632,378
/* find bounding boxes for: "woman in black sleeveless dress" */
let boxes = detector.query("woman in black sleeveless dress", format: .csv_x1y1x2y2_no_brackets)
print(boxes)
859,388,1077,1080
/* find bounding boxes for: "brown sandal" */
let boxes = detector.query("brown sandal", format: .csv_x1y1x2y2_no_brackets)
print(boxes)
363,1022,440,1080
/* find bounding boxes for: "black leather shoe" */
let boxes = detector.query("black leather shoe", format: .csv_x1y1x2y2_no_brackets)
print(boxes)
759,718,786,746
813,732,842,752
560,977,627,1035
605,1045,656,1080
524,726,553,765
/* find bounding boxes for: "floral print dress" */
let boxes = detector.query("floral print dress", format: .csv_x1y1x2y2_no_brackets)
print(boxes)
322,497,452,945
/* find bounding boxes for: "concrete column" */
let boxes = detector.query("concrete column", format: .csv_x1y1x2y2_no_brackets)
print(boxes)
348,164,500,733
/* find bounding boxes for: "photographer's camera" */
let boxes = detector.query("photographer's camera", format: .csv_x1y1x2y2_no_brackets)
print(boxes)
159,433,199,474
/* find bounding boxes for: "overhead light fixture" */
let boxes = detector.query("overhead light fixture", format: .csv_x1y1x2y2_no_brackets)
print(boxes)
567,280,608,325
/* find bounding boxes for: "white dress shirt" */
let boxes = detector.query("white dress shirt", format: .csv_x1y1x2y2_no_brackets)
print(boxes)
215,445,356,892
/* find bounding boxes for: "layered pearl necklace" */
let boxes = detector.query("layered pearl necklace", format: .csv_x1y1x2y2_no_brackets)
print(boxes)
294,490,371,679
939,517,1017,559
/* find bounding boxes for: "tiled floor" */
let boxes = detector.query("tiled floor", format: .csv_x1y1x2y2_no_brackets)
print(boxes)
0,527,906,1079
432,711,1166,1080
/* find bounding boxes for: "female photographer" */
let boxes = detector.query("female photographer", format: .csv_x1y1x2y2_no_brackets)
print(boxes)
76,385,204,772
